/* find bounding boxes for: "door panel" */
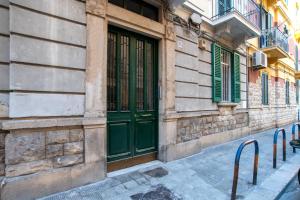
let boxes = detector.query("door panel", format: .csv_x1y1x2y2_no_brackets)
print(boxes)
107,121,131,161
107,26,158,163
135,118,156,154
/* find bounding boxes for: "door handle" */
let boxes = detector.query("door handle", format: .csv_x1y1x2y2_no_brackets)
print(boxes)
140,114,152,117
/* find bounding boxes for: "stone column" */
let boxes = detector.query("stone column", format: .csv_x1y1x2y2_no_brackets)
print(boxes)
85,0,107,118
164,21,176,113
159,20,178,162
84,0,108,177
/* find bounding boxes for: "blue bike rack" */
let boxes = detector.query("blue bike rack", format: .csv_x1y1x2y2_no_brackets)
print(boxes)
273,128,286,168
231,139,259,200
291,123,300,153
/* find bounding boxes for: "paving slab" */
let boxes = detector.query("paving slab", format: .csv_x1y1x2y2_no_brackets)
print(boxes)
39,124,300,200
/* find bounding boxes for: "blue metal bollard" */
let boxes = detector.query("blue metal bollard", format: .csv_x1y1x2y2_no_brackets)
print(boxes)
231,139,259,200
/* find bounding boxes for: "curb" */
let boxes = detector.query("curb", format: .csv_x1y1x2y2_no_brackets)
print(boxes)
245,153,300,200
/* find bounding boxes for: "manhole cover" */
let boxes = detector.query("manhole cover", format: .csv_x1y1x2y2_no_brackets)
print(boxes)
131,185,181,200
143,167,168,178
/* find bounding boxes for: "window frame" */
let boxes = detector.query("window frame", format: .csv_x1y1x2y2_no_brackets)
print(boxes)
211,43,241,103
221,48,232,102
108,0,159,22
260,6,268,30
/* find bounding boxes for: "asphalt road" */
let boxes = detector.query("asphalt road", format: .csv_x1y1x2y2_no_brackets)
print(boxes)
279,177,300,200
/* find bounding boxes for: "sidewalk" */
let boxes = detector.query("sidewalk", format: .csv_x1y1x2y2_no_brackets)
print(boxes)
40,124,300,200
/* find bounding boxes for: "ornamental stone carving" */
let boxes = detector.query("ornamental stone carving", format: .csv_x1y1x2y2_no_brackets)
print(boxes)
86,0,107,17
166,21,176,41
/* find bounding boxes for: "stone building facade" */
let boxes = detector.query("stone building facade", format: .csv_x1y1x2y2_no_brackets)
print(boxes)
0,0,299,199
247,0,299,131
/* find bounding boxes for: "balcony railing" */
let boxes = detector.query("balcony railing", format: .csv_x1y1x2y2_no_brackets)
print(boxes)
211,0,261,29
260,27,289,53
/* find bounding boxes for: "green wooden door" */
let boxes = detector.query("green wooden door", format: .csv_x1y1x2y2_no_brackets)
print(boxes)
107,26,158,162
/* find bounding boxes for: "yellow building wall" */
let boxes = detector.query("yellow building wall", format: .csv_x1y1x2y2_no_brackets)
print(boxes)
248,0,297,82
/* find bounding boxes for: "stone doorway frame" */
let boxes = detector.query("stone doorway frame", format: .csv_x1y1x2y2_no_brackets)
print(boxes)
85,0,178,177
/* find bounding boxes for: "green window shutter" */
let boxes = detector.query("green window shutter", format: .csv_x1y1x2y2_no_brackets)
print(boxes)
286,81,290,104
231,53,241,103
211,43,222,102
262,74,265,104
267,13,273,29
288,81,290,104
262,73,269,105
285,81,287,104
296,80,299,104
266,74,269,104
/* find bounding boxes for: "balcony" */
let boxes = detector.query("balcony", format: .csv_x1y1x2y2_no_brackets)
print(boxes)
260,27,289,59
211,0,261,45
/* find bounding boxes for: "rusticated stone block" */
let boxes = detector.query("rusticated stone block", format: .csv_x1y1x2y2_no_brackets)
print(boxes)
46,144,63,158
0,149,4,162
69,129,84,142
0,163,4,176
6,160,52,177
0,132,5,149
86,0,106,17
64,142,83,155
6,132,45,165
53,154,83,168
46,130,69,144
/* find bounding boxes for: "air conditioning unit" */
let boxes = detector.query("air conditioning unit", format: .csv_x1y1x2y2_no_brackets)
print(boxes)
252,51,267,69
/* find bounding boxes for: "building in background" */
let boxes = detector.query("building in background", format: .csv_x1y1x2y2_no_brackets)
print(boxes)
0,0,298,199
293,0,300,119
247,0,299,130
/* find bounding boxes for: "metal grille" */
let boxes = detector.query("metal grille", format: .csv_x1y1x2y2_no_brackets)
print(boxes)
107,32,117,111
221,49,231,101
120,35,129,111
146,43,154,110
136,40,144,110
213,0,260,29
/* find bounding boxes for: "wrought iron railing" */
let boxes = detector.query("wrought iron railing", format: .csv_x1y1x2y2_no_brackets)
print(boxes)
211,0,261,29
260,27,289,53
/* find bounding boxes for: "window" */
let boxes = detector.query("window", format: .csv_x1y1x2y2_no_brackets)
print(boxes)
221,49,231,101
286,81,290,104
211,43,241,103
260,7,268,30
260,8,273,48
296,80,299,104
261,73,268,105
218,0,231,15
108,0,159,21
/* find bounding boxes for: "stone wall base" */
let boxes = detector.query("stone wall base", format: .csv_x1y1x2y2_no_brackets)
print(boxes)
0,161,105,200
168,126,251,161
